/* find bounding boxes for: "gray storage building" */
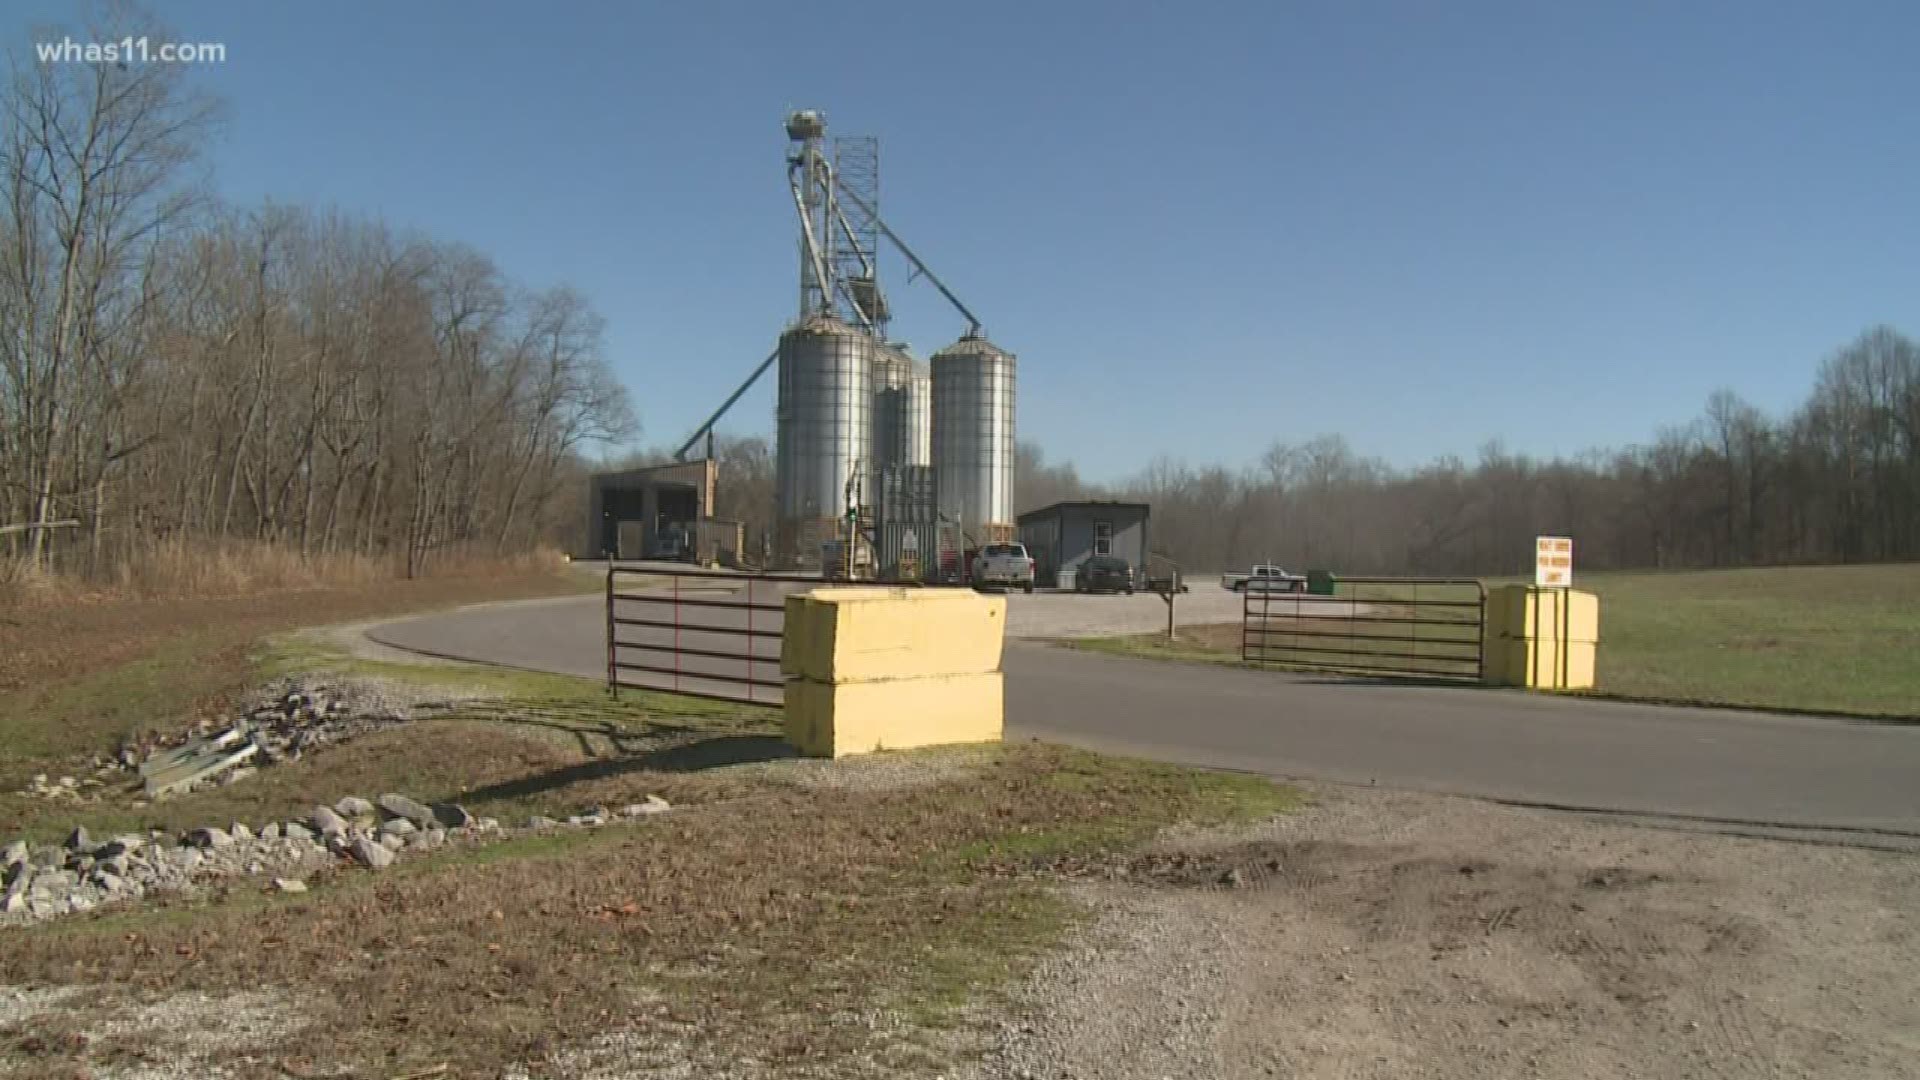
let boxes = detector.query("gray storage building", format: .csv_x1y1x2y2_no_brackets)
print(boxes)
587,459,716,560
1016,501,1150,590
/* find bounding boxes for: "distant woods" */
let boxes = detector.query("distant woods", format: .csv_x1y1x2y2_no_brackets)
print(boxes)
1015,325,1920,575
0,12,634,583
697,325,1920,577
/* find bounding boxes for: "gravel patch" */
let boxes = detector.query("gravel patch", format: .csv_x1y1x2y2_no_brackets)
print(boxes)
91,989,309,1080
998,586,1370,640
505,1006,927,1080
1001,586,1243,640
960,783,1920,1079
0,984,86,1025
0,988,311,1080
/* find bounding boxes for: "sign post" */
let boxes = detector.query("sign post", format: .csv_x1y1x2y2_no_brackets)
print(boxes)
1535,536,1574,588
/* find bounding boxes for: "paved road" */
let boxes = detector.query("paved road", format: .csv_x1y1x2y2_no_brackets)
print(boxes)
368,592,1920,840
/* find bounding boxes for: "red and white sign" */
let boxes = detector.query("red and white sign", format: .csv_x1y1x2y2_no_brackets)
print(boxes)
1535,536,1574,588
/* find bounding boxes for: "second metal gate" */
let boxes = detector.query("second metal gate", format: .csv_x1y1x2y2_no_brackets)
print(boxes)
606,565,817,706
1242,577,1485,681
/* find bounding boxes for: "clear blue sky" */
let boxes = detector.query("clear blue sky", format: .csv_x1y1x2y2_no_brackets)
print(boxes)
14,1,1918,481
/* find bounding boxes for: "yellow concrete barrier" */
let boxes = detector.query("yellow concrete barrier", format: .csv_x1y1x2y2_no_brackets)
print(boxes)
781,586,1006,758
782,587,1005,683
1483,585,1599,690
785,672,1004,758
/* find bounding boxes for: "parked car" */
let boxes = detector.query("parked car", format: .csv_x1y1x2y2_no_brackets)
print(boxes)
1221,563,1307,593
971,542,1036,593
1075,555,1135,594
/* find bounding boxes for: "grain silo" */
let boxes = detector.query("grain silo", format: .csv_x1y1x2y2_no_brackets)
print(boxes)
775,316,873,562
752,109,1011,569
931,334,1016,544
870,344,931,473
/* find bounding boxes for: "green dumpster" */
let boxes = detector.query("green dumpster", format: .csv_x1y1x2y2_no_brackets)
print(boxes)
1306,570,1337,596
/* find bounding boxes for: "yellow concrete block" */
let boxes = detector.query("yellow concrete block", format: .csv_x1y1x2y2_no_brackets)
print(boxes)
1490,586,1599,645
782,587,1005,683
1483,585,1600,690
784,671,1004,758
1490,639,1598,691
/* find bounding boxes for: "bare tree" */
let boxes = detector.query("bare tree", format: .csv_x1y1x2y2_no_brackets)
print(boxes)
1039,326,1920,577
0,4,216,569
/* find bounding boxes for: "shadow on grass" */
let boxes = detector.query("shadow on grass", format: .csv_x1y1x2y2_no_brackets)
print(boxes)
1294,675,1920,723
438,691,780,756
457,734,798,803
1290,674,1490,690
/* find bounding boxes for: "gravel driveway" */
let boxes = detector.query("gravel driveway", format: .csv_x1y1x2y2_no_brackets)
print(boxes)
1001,585,1361,639
965,784,1920,1079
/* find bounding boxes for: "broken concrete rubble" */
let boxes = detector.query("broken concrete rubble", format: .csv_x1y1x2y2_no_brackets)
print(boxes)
79,676,482,801
2,787,672,929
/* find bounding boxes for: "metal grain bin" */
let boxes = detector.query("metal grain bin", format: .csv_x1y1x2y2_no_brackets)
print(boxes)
869,346,932,474
905,360,931,467
776,317,874,545
931,335,1016,543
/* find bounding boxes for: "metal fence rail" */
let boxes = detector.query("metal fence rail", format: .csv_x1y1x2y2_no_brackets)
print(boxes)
1242,576,1486,681
606,565,818,706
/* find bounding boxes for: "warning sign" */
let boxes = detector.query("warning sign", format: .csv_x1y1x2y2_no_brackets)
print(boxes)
1535,536,1574,588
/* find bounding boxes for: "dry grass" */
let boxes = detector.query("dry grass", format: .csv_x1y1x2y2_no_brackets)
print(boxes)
0,744,1296,1079
0,565,599,803
0,538,575,608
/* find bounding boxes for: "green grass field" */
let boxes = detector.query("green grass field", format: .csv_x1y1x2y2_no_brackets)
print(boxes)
1571,563,1920,718
1077,564,1920,720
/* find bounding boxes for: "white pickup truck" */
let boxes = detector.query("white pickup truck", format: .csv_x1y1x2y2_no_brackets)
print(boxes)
971,542,1036,593
1221,563,1307,593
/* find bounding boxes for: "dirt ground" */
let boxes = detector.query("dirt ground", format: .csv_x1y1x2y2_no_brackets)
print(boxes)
964,783,1920,1080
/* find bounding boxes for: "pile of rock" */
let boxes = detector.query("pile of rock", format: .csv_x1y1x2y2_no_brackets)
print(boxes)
311,793,497,870
2,791,673,927
0,793,481,925
239,678,464,766
1,820,329,922
106,676,479,799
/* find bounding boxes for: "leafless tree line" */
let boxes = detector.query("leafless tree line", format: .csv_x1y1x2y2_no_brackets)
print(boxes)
0,14,633,581
1016,326,1920,576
